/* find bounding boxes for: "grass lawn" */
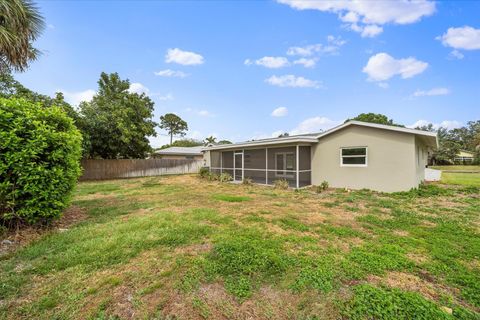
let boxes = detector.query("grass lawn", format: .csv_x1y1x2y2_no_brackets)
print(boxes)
1,175,479,319
431,165,480,172
441,172,480,187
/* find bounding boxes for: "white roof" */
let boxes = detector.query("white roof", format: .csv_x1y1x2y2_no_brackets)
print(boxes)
154,146,204,155
206,121,438,151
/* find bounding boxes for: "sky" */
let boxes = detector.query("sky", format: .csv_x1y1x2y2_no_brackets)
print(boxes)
16,0,480,147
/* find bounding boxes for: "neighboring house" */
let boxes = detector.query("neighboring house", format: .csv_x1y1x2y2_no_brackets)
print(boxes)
454,150,475,164
151,146,204,160
204,121,437,192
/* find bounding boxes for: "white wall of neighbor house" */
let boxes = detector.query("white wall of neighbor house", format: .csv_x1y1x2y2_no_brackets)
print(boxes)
311,125,418,192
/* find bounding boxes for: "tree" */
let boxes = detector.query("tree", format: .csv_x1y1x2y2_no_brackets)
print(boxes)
0,0,45,73
159,113,188,144
217,140,232,145
278,132,289,137
204,136,217,146
159,138,203,149
79,72,157,159
347,113,404,127
0,97,82,225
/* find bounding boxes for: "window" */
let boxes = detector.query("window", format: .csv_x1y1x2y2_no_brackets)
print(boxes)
341,147,367,167
275,152,295,177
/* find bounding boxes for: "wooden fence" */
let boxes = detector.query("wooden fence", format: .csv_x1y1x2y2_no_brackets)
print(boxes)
80,159,204,181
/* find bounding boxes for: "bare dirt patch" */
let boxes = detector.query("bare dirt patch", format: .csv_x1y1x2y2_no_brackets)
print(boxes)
0,205,88,256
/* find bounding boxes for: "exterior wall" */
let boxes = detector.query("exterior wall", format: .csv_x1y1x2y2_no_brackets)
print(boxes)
311,126,417,192
414,136,429,186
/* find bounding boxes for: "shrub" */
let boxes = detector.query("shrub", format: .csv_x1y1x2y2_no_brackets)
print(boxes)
207,173,219,181
199,167,210,178
314,180,329,193
273,179,289,190
0,98,82,225
320,180,329,190
219,172,233,183
242,177,253,185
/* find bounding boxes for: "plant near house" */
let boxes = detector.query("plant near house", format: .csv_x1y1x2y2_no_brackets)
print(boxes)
273,179,289,190
219,173,233,183
207,173,219,181
198,167,210,179
0,98,82,225
242,177,253,185
320,180,329,191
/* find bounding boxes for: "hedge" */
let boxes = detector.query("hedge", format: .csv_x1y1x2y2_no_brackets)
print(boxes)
0,98,82,224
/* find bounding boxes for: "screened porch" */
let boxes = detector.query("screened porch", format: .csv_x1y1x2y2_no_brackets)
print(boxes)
209,145,311,188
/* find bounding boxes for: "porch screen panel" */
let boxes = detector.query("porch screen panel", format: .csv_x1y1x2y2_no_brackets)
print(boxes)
218,151,233,176
210,151,222,175
244,148,266,184
299,146,311,186
267,146,297,187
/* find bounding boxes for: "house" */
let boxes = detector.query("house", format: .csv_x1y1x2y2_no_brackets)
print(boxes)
204,121,438,192
151,146,204,160
454,150,475,164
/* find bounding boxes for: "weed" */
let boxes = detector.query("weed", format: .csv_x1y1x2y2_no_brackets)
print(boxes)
274,179,289,190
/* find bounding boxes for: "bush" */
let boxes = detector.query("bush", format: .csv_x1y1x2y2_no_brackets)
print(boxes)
219,172,233,183
207,173,219,181
314,180,330,193
242,177,253,185
199,167,210,178
0,98,82,225
274,179,289,190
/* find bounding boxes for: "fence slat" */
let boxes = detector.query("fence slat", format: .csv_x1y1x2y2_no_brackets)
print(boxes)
79,159,203,181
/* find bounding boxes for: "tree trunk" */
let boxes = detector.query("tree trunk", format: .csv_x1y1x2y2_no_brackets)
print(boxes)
170,133,173,145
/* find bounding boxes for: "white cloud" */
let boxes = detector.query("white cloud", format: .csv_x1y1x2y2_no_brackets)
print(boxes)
245,56,290,68
437,26,480,50
61,89,95,106
377,82,389,89
362,52,428,82
271,107,288,117
47,24,55,30
278,0,435,37
413,87,450,97
408,120,462,130
287,35,346,57
186,108,213,117
128,82,149,95
290,116,341,135
358,24,383,38
293,58,316,68
449,50,464,60
165,48,204,65
154,69,189,78
156,93,174,101
265,75,322,88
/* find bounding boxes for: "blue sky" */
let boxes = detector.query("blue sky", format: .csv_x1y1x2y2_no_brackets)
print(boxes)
16,0,480,147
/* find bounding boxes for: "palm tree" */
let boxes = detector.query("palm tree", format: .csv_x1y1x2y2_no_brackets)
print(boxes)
0,0,45,73
204,136,217,146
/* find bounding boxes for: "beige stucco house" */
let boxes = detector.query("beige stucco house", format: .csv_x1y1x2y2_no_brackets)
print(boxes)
204,121,438,192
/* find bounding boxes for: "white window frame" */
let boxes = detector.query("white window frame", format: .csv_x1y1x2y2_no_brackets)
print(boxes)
340,147,368,167
275,152,295,178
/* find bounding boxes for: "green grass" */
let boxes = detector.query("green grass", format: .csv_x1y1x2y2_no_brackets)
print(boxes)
441,172,480,187
1,175,479,319
212,194,251,202
431,165,480,172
